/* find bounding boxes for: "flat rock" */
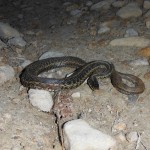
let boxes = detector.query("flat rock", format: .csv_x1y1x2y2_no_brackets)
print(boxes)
0,22,22,39
63,119,117,150
0,65,15,85
28,89,53,112
116,3,142,18
90,1,111,11
39,51,64,60
110,37,150,47
8,37,27,47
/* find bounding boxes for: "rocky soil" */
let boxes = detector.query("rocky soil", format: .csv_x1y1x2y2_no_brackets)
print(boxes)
0,0,150,150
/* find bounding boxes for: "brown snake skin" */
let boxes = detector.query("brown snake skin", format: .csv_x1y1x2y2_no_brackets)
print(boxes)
20,56,145,95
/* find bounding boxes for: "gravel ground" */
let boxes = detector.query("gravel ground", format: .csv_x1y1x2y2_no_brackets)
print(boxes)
0,0,150,150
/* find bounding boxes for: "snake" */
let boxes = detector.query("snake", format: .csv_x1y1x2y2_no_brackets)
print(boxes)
20,56,145,95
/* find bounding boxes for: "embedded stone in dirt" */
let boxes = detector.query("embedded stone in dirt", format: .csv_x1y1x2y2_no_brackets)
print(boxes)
63,119,117,150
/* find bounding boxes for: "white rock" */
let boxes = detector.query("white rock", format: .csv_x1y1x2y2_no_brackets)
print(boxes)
116,3,142,18
64,119,117,150
143,0,150,9
8,37,27,47
91,1,111,11
0,65,15,85
0,22,22,38
28,89,53,112
71,92,81,98
126,131,138,143
124,28,138,37
98,26,110,34
110,37,150,47
129,58,149,66
39,51,64,60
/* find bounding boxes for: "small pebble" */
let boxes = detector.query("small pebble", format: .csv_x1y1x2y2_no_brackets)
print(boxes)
71,92,81,98
98,26,110,34
90,1,111,11
126,131,138,143
124,28,138,37
113,122,127,131
138,47,150,58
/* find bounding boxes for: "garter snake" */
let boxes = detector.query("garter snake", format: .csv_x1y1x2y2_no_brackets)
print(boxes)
20,56,145,95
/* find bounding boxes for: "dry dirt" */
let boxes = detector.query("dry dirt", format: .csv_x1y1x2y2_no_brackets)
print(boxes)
0,0,150,150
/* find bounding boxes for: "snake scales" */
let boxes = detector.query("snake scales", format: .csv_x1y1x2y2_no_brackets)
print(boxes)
20,56,145,95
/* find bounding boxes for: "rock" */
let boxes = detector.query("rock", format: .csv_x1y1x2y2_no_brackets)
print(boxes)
28,89,53,112
112,122,126,131
138,47,150,58
98,26,110,34
0,39,7,50
124,28,138,37
63,119,117,150
110,37,150,47
143,0,150,9
70,9,82,17
8,37,27,47
112,1,125,8
145,10,150,18
144,71,150,80
126,131,138,143
71,92,81,98
21,60,32,68
145,17,150,28
90,1,111,11
116,3,142,19
0,22,22,39
39,51,64,60
86,1,93,7
128,58,149,66
0,65,15,85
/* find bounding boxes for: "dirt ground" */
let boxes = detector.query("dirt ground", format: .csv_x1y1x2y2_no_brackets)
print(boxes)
0,0,150,150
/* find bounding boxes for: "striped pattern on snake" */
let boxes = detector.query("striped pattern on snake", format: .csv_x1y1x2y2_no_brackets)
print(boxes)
20,56,145,95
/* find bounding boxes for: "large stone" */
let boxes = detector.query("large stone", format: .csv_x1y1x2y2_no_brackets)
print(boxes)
116,3,142,18
110,37,150,47
64,119,117,150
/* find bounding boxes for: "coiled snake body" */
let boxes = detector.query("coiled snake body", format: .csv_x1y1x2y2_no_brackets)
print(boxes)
20,56,145,95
